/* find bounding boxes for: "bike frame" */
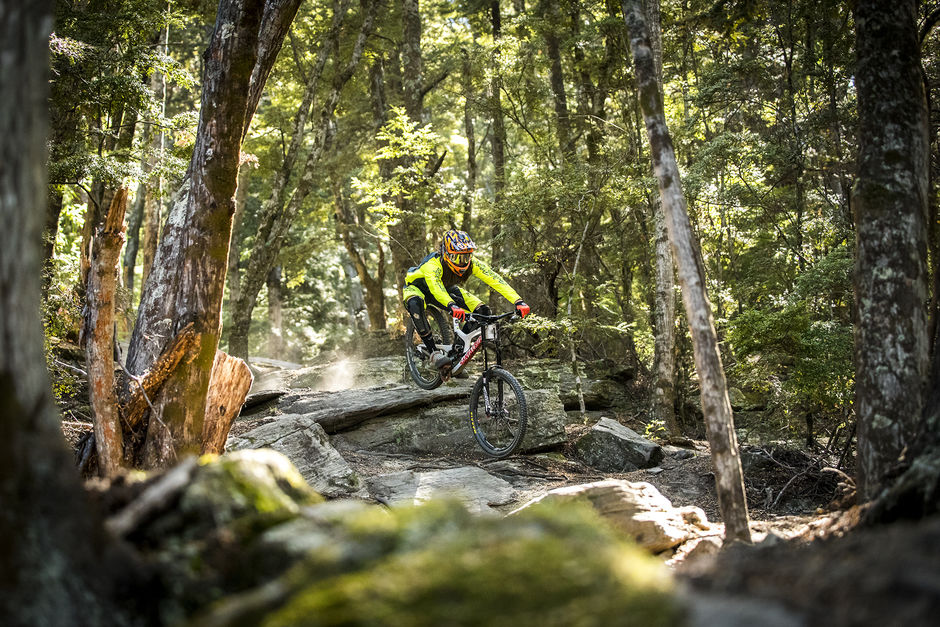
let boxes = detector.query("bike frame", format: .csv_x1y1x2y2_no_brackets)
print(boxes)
425,310,514,377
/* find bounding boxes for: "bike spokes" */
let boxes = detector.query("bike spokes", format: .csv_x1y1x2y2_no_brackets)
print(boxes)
469,368,527,458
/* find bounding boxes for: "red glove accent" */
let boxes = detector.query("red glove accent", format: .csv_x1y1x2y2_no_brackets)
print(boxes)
449,304,467,321
515,301,530,318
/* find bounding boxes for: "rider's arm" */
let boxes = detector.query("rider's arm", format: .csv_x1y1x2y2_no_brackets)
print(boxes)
408,255,458,308
470,258,522,304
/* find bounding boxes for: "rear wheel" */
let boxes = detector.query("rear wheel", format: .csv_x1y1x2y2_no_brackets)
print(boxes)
468,368,527,457
404,307,452,390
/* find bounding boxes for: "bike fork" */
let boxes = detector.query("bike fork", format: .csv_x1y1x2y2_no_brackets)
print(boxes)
481,373,491,416
480,371,503,418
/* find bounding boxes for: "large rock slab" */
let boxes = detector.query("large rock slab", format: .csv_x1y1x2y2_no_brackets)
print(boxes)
510,479,716,553
276,382,473,434
227,415,364,498
512,359,628,410
329,388,568,456
574,417,664,471
366,466,516,514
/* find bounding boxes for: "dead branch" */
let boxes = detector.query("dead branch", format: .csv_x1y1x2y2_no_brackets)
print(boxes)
120,322,197,429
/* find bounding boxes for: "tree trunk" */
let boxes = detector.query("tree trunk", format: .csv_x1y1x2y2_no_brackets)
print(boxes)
226,0,346,357
342,258,368,331
123,181,145,295
651,203,678,435
126,0,268,468
853,0,930,500
542,0,573,162
244,0,305,140
201,351,253,454
227,159,253,312
387,0,428,297
462,47,477,233
488,0,507,306
643,0,678,437
140,179,162,287
622,0,751,543
42,186,64,288
0,4,135,622
141,48,168,289
85,188,128,476
334,179,387,330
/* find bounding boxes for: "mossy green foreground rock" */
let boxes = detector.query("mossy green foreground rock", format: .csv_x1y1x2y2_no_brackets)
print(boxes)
137,452,685,626
259,503,680,627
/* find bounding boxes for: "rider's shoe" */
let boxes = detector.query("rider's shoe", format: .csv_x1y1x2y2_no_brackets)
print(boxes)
430,350,451,370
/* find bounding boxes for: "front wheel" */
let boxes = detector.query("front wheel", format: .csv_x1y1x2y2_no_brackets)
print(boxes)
404,307,452,390
468,368,527,458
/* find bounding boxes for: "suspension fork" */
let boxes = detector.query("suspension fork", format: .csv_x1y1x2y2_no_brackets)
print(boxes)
480,320,506,417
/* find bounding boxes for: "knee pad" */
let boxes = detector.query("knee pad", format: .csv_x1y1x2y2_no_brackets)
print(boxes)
473,304,491,316
405,297,431,335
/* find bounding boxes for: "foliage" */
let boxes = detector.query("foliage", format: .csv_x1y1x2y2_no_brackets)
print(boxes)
44,0,873,446
353,106,450,226
727,247,854,428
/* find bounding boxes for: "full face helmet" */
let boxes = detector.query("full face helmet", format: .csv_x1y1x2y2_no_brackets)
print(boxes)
441,229,475,276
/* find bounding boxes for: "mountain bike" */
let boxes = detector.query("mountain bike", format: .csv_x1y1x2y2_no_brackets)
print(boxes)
404,308,528,458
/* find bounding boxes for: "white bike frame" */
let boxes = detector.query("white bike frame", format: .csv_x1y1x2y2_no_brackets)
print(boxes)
419,313,497,376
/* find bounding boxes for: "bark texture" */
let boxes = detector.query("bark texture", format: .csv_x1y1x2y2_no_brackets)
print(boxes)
622,0,751,543
126,0,267,467
853,0,930,500
0,3,132,623
85,188,128,476
644,0,677,436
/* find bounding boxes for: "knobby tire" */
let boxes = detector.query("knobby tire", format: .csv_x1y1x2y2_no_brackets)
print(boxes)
468,367,527,458
404,307,452,390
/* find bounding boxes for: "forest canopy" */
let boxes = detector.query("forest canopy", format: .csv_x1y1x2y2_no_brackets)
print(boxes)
34,0,940,508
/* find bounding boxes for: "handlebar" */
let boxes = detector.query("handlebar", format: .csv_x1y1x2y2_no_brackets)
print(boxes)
466,311,518,323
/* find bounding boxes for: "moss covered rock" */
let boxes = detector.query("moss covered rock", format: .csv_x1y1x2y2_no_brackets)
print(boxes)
200,500,684,626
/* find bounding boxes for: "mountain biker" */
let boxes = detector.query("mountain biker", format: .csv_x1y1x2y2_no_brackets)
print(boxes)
404,229,530,370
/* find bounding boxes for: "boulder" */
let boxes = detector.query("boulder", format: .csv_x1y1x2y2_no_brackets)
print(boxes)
329,388,568,456
509,479,717,553
511,358,627,410
195,500,684,626
366,466,516,514
227,415,364,499
574,417,664,472
102,450,325,618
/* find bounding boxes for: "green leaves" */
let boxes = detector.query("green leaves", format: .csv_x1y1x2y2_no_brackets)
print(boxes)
353,107,445,224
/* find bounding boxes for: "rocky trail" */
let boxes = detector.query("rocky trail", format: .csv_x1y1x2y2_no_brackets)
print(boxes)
57,351,940,625
228,354,835,543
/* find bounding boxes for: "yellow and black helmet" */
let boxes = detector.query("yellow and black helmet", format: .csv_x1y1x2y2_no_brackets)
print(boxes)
441,229,475,276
